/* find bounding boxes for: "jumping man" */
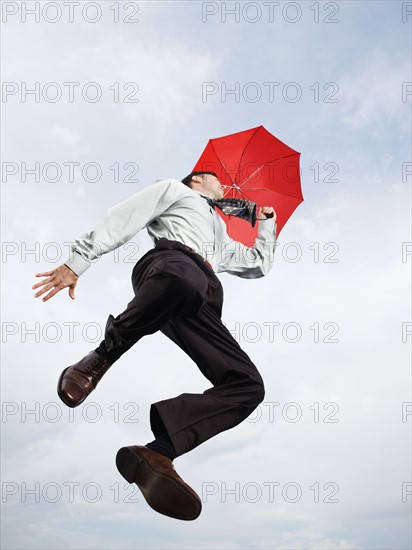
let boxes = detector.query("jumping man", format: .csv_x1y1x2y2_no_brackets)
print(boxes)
32,171,277,521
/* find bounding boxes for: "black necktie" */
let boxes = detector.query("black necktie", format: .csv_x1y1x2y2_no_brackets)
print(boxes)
202,196,257,228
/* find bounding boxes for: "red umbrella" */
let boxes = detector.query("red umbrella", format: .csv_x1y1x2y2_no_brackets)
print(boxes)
192,125,303,246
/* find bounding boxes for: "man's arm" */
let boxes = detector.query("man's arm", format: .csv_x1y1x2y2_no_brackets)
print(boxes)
216,208,277,279
64,179,187,277
32,179,187,302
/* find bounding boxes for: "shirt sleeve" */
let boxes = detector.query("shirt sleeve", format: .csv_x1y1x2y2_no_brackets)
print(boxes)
64,179,186,277
216,217,277,279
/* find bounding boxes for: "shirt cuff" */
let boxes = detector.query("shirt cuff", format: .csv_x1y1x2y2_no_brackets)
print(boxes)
64,252,92,277
257,217,277,235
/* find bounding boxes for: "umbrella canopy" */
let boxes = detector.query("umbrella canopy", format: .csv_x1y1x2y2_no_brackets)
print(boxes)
192,125,303,245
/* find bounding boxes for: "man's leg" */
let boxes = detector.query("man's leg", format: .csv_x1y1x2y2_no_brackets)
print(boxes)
152,299,265,458
58,250,209,408
60,249,210,520
116,261,263,521
96,250,209,365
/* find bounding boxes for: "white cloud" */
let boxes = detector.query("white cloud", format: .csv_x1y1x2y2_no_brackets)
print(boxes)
51,126,80,145
339,53,411,133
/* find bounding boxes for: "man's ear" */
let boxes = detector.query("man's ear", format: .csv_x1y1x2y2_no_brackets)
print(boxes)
191,175,203,186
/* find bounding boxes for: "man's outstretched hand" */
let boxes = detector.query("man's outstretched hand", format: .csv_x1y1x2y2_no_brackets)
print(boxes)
257,206,276,221
32,264,79,302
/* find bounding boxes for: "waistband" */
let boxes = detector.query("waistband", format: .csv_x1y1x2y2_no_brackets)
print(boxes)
154,238,214,272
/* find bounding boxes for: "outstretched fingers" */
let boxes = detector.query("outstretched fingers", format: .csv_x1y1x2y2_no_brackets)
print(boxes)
32,272,56,291
33,281,56,298
35,270,55,277
41,286,63,302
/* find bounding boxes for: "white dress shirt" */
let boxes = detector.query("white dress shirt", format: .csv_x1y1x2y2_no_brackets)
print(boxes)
64,178,277,279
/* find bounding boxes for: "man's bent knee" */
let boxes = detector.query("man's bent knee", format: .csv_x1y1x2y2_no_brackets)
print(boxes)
236,375,265,420
250,378,265,409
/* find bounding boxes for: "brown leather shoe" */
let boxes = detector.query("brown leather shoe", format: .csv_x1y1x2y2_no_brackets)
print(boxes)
57,350,111,408
116,445,202,521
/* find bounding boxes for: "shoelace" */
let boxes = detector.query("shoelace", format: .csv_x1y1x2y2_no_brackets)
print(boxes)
84,356,110,384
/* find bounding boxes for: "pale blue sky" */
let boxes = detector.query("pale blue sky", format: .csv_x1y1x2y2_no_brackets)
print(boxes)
1,1,411,549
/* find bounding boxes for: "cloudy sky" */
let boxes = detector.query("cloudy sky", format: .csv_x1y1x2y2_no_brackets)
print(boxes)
1,1,411,549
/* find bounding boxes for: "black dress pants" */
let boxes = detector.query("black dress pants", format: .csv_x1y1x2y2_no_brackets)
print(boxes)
95,238,265,458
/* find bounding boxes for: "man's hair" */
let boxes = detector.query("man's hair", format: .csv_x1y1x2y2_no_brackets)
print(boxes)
181,171,218,187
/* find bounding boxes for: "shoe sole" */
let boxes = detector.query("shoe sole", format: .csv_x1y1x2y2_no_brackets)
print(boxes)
115,446,202,521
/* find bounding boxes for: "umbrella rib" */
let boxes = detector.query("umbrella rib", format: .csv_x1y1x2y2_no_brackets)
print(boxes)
230,186,255,202
208,140,234,188
222,184,249,200
233,187,268,190
235,126,262,184
224,185,303,201
238,152,300,186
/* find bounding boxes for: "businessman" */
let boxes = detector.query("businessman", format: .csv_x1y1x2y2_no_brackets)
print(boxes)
32,171,277,521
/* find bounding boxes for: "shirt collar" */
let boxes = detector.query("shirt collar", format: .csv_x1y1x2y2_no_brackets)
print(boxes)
190,188,212,200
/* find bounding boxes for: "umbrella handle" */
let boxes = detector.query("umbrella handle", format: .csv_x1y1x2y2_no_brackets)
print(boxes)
257,212,274,220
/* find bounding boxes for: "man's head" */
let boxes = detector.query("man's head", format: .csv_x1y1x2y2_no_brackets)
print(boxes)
181,171,225,200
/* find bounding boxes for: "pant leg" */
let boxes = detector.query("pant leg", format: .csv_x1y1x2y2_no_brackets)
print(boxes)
153,300,265,458
94,244,265,458
96,250,209,365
